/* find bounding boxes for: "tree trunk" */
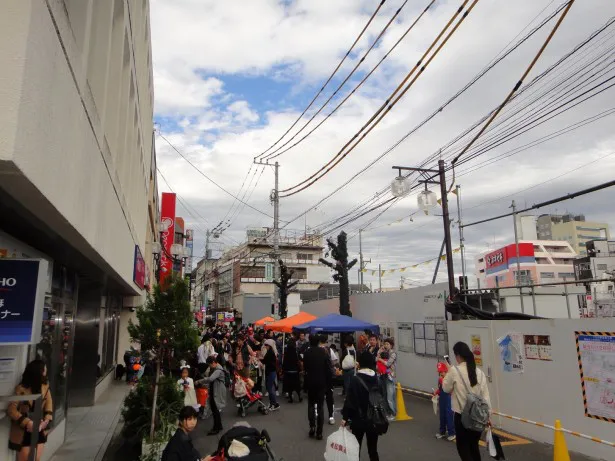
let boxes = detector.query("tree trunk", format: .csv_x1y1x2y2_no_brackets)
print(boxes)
149,357,161,441
339,273,351,317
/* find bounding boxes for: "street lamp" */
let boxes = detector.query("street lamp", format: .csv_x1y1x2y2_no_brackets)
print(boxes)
152,241,162,283
390,160,456,299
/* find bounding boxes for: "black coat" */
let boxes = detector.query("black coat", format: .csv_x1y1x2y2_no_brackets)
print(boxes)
161,429,201,461
283,345,300,372
302,346,332,391
341,370,379,428
263,348,277,374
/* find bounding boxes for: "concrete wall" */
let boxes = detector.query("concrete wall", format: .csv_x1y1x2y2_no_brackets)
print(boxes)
0,0,154,294
302,284,449,393
447,319,615,461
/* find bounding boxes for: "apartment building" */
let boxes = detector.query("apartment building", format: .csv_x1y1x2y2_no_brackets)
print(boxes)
0,1,155,458
475,240,577,289
536,213,610,255
199,229,331,320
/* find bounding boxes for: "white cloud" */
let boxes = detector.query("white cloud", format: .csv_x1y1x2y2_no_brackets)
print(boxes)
151,0,615,289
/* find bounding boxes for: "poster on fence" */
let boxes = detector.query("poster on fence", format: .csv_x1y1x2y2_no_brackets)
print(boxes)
471,335,483,366
497,332,524,373
576,332,615,422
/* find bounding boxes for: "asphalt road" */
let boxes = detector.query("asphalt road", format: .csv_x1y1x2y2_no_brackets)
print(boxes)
189,391,597,461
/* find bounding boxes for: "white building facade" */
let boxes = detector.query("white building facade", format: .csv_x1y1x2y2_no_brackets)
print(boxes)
0,1,155,459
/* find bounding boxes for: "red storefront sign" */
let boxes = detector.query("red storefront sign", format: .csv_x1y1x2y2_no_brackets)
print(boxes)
133,245,146,290
485,243,535,274
160,193,177,286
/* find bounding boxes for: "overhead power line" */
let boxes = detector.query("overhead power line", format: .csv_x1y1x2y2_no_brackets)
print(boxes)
462,179,615,229
255,0,388,160
451,0,576,165
261,0,435,161
156,132,274,219
280,0,481,197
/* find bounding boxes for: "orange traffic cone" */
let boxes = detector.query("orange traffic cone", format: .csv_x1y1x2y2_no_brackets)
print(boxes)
395,382,413,421
553,420,571,461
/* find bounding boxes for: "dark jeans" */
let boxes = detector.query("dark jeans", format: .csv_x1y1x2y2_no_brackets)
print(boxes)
266,371,278,406
439,392,455,436
307,388,325,434
343,369,354,394
209,393,223,431
454,412,482,461
325,386,334,418
352,426,379,461
284,372,301,400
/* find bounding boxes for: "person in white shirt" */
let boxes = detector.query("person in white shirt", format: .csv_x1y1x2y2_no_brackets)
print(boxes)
177,366,199,412
442,342,491,461
197,336,215,374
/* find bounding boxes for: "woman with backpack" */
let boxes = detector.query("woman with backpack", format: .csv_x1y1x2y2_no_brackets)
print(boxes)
442,342,491,461
341,351,383,461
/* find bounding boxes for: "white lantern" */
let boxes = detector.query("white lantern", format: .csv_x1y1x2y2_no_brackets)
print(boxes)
417,189,438,214
390,176,411,197
151,242,161,255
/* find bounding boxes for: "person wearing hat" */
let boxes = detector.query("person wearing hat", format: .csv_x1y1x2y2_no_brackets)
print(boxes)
434,361,455,441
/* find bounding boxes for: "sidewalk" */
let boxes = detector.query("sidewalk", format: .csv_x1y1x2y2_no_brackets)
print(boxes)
50,382,129,461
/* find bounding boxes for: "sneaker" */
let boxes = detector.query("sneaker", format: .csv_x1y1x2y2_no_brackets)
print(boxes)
435,433,446,439
329,417,335,425
269,403,280,412
316,433,323,441
447,435,456,442
387,415,396,422
309,427,316,438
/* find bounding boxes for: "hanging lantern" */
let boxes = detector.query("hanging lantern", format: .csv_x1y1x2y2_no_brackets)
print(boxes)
390,176,411,198
417,189,438,214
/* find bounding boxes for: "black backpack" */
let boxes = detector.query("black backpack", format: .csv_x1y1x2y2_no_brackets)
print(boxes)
357,376,389,435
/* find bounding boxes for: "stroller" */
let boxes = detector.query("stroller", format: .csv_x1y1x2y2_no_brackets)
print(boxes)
233,373,269,417
210,425,282,461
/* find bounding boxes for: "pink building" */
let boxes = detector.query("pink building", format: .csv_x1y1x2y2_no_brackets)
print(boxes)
475,240,577,289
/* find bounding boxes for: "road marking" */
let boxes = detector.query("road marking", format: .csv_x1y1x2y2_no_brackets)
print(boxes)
479,428,532,447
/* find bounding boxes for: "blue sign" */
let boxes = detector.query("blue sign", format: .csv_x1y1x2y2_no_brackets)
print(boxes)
0,259,46,344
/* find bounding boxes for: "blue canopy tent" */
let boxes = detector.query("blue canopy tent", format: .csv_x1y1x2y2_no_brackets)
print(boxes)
293,313,380,335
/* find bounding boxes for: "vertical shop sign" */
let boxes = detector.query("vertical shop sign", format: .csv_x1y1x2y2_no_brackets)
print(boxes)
0,259,48,344
185,229,194,273
471,335,483,366
133,245,146,290
159,193,177,286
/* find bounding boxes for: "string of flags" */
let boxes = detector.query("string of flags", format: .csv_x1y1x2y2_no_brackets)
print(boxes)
362,247,461,276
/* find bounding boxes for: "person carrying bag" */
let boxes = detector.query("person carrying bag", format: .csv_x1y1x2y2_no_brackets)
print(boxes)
443,342,491,461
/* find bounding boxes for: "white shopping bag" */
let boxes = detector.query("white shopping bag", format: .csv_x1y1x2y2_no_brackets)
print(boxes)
432,392,439,415
486,427,497,458
324,427,360,461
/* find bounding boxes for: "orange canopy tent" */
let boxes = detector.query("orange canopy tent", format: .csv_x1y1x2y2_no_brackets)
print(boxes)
254,316,275,327
266,312,317,333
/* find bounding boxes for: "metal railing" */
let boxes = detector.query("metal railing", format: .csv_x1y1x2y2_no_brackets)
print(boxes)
399,387,615,448
0,393,43,461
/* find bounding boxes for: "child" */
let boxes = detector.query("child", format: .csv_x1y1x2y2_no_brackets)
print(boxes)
434,362,455,441
177,365,199,412
376,350,389,376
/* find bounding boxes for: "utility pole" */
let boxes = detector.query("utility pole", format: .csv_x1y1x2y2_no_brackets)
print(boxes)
456,185,467,281
254,159,281,317
378,263,382,292
511,200,525,313
359,229,364,288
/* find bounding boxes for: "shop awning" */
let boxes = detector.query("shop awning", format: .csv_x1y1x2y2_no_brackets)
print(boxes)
293,313,379,335
266,312,317,333
254,316,275,327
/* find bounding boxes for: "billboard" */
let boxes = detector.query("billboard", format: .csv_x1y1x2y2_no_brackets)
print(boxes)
160,193,177,286
485,243,535,275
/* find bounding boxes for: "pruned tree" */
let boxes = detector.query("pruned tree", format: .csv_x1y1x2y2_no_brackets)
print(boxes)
273,259,299,319
319,231,357,316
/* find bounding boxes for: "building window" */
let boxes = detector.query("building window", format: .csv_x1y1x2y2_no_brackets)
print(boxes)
479,269,485,273
297,253,313,261
558,272,575,278
541,272,555,278
241,266,265,279
597,264,608,271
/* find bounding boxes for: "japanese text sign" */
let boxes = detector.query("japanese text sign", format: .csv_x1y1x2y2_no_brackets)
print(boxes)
0,259,47,344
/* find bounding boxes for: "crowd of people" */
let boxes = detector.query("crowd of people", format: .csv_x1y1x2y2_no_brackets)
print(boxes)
4,318,488,461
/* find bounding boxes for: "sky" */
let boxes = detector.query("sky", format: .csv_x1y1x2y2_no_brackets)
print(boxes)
151,0,615,289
